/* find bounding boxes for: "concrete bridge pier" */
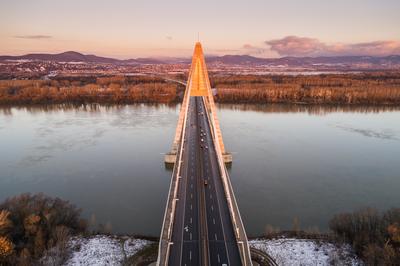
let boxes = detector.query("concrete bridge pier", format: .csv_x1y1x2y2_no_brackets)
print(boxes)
165,152,231,166
164,149,178,165
165,149,232,166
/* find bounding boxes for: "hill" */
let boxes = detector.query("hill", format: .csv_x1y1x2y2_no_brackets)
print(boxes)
0,51,164,65
1,51,400,68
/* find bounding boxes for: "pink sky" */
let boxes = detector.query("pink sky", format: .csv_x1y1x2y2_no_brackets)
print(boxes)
1,0,400,58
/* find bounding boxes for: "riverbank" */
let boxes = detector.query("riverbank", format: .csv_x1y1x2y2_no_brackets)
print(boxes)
1,72,400,105
250,237,360,266
213,72,400,105
63,235,152,266
58,234,362,266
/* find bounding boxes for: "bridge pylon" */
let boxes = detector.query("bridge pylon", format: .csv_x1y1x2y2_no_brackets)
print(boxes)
165,42,232,165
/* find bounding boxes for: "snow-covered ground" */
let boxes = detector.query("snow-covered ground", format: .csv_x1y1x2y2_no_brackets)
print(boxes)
62,235,362,265
65,235,151,266
250,238,362,266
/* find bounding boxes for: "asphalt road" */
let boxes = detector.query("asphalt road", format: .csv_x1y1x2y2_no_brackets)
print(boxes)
168,97,241,265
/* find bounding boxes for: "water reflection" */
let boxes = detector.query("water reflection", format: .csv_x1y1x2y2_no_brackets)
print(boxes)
218,103,400,115
2,102,400,116
0,103,178,116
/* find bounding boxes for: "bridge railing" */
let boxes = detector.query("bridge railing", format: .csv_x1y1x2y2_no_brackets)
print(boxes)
157,83,191,266
201,97,253,266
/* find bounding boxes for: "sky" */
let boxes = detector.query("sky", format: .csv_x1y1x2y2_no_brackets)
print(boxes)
1,0,400,59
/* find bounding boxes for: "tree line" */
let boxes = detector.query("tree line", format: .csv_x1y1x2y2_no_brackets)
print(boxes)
0,76,181,105
212,72,400,105
1,72,400,105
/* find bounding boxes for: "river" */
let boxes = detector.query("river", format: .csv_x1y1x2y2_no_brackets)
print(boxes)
0,103,399,236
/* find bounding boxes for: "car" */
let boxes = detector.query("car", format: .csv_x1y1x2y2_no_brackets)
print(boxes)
204,180,208,186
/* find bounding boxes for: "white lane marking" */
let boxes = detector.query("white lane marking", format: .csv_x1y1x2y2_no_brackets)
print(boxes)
190,251,192,260
217,254,220,263
214,233,218,240
190,217,192,224
210,194,212,199
213,218,216,225
190,232,192,240
190,204,192,210
211,205,214,211
191,184,193,189
190,193,193,199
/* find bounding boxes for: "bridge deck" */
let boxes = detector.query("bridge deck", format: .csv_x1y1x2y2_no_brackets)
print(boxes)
158,42,251,266
167,97,241,265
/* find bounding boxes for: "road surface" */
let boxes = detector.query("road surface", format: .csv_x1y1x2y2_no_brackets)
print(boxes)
168,96,241,265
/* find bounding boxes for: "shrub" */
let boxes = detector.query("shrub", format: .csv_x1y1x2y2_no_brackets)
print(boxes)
329,207,400,265
0,193,87,265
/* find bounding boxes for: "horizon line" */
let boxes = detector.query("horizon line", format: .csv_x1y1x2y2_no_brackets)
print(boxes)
1,50,400,61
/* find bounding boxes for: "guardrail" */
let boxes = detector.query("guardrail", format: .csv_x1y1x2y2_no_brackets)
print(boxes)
157,81,191,266
158,94,252,266
201,97,253,265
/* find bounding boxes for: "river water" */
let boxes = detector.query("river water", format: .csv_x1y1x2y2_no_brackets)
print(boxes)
0,104,399,236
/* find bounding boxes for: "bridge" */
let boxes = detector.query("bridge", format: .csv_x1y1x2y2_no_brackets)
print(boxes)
157,42,252,266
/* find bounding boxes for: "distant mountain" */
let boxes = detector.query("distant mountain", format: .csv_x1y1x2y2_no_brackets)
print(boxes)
0,51,165,65
1,51,400,68
0,51,116,63
206,54,400,67
206,55,268,65
123,58,166,65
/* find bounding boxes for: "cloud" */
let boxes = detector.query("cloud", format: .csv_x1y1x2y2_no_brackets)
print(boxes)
214,48,240,53
14,35,53,40
266,36,325,56
265,36,400,57
166,35,173,41
242,44,267,55
338,41,400,56
242,44,254,49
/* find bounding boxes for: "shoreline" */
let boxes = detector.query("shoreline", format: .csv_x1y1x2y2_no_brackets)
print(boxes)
1,101,400,108
1,71,400,106
64,233,361,265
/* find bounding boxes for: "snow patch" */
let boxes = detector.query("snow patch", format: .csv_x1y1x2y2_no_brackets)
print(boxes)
65,235,150,266
250,238,362,266
124,237,150,257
